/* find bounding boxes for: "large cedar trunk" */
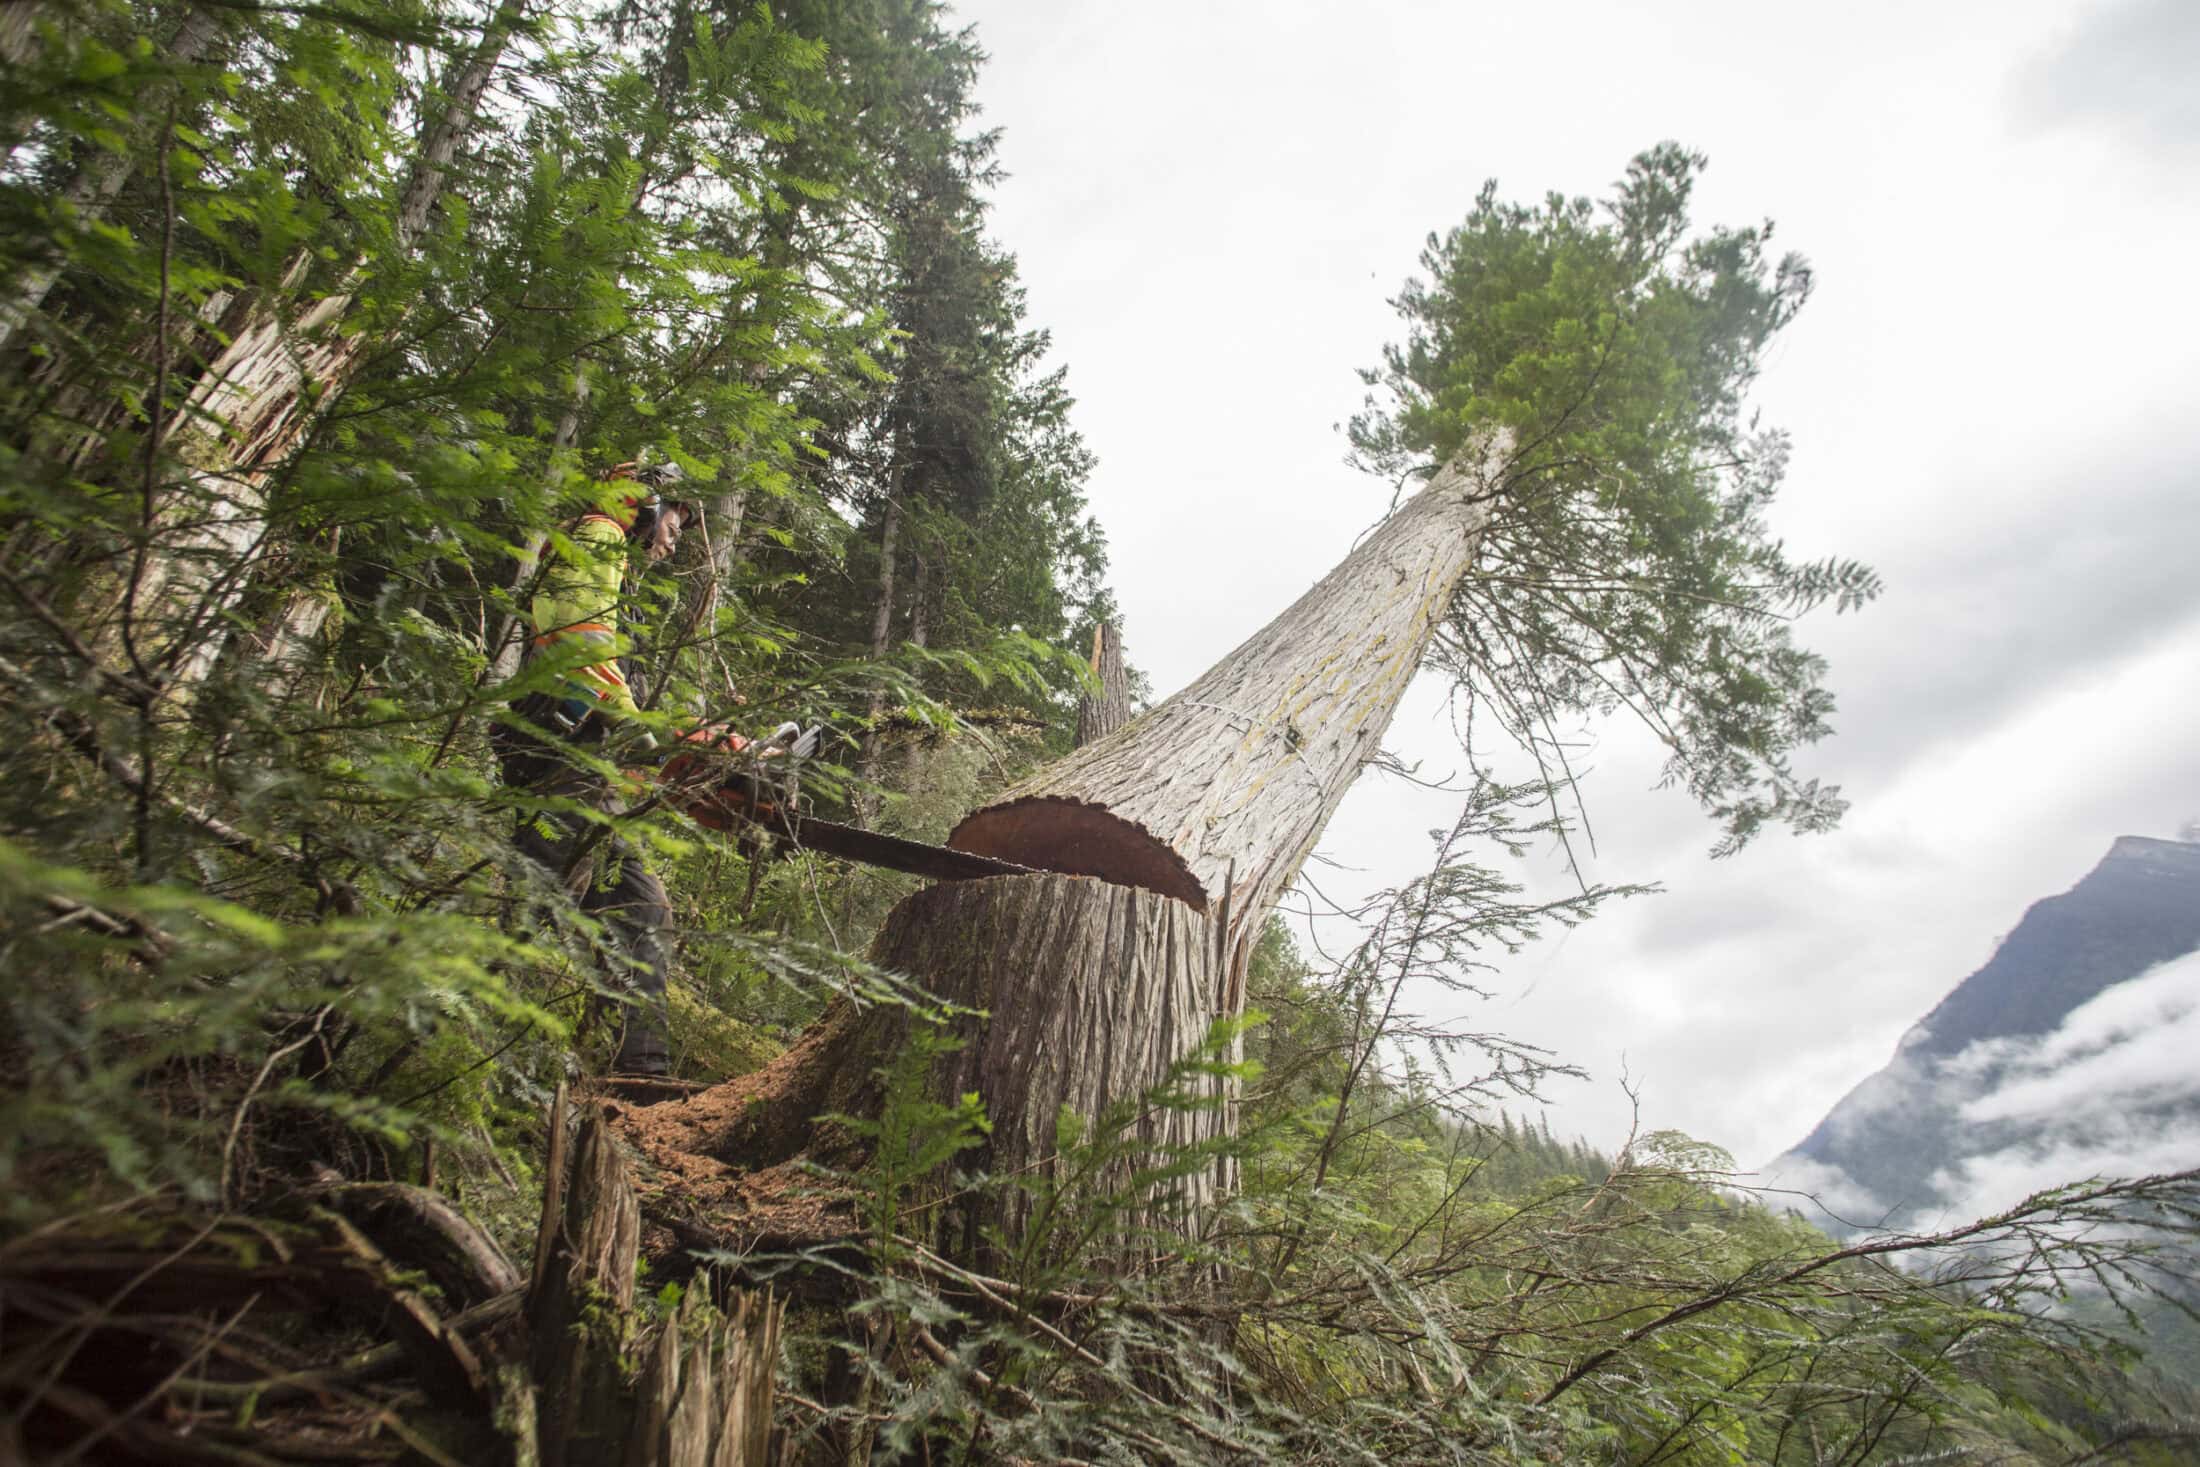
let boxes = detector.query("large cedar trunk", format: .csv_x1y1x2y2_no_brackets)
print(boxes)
840,873,1224,1249
952,435,1509,961
644,436,1510,1251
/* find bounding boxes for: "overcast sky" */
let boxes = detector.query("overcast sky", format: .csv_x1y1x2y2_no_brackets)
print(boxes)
949,0,2200,1171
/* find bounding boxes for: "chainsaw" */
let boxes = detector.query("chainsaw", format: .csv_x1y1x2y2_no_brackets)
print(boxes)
657,721,1036,883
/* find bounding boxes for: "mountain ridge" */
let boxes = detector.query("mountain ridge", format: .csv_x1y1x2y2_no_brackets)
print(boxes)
1775,833,2200,1228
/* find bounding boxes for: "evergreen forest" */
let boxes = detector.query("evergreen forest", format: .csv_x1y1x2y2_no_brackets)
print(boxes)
0,1,2196,1462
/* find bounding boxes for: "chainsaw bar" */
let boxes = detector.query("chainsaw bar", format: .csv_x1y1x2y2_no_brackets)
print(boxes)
748,804,1040,883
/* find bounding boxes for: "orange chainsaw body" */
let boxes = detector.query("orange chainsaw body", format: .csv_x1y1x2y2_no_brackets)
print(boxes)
658,725,784,831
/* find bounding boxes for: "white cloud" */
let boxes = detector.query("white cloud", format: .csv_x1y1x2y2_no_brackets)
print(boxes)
1923,952,2200,1217
1930,1131,2200,1228
1757,953,2200,1240
1982,949,2200,1084
1755,1153,1889,1230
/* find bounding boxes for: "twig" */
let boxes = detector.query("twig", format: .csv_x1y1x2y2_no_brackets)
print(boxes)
220,1020,329,1205
37,895,175,962
18,1215,227,1418
48,1297,261,1467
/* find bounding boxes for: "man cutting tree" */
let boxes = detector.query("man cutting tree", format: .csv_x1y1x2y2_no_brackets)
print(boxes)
497,458,1040,1077
496,459,699,1078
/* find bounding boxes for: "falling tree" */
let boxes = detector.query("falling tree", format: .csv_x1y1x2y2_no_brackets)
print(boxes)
638,142,1879,1259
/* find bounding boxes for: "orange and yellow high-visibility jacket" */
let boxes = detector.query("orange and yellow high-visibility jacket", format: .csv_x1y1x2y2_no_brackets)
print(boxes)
530,512,637,716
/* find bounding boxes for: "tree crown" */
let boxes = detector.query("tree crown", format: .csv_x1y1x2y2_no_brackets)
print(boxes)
1352,143,1879,854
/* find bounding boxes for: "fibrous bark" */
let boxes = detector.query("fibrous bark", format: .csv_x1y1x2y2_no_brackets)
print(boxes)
645,437,1509,1253
532,1107,642,1466
1073,620,1129,748
622,1287,784,1467
953,435,1510,961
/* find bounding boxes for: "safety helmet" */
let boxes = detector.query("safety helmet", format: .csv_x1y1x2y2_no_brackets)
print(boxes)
598,459,696,540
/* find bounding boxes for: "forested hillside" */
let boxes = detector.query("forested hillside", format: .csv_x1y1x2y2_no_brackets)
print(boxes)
2,2,2198,1463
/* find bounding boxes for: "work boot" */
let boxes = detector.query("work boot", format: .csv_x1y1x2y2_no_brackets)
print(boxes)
612,1013,672,1078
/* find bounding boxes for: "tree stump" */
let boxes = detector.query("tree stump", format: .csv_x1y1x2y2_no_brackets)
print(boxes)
532,1092,784,1467
875,873,1225,1246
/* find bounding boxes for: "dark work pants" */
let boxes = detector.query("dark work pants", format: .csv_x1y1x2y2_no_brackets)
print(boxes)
499,730,672,1074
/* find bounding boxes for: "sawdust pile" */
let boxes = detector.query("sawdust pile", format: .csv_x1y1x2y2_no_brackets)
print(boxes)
611,1004,872,1249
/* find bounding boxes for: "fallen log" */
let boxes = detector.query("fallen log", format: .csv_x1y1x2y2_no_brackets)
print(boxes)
323,1179,524,1311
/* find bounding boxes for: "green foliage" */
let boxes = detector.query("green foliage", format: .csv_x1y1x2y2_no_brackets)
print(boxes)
831,1016,992,1253
750,889,2200,1464
0,0,1107,1223
1354,144,1882,853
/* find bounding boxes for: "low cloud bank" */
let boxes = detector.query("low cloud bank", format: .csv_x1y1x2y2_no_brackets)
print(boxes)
1764,951,2200,1234
1932,949,2200,1213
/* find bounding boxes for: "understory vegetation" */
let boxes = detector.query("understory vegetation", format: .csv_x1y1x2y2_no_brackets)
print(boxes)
1,1,2197,1462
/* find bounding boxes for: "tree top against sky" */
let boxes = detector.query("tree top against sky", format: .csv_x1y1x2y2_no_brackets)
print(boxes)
1352,142,1882,857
